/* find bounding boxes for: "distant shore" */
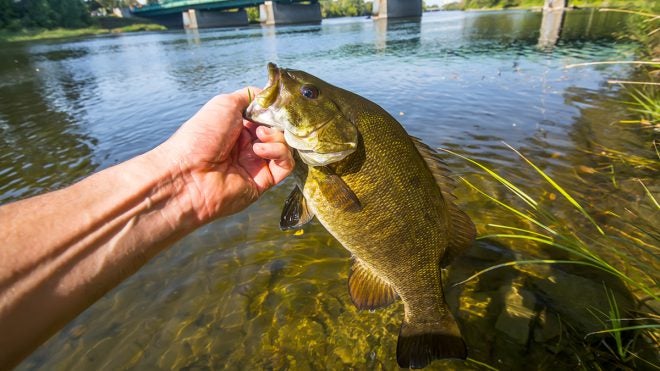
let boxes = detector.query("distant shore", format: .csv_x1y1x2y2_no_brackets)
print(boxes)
0,23,166,43
2,2,652,43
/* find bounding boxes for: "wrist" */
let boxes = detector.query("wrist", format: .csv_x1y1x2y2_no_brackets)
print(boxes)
136,146,203,233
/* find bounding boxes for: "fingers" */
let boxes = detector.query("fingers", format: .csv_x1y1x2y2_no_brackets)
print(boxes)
252,126,294,186
253,142,289,161
229,86,263,111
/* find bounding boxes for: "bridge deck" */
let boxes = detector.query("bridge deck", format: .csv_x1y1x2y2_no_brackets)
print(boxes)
132,0,303,16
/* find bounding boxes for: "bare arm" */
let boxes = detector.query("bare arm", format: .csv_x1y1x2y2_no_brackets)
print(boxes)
0,87,293,368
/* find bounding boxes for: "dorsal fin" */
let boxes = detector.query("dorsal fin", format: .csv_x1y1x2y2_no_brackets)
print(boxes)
410,136,476,265
348,257,398,310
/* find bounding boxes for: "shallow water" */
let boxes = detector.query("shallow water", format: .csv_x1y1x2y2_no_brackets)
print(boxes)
2,9,658,370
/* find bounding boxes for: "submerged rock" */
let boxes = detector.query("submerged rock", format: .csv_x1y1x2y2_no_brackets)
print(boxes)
494,278,538,345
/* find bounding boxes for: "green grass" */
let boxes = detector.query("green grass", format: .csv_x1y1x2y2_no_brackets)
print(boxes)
0,23,166,43
447,146,658,299
111,24,167,33
447,145,659,367
586,286,660,365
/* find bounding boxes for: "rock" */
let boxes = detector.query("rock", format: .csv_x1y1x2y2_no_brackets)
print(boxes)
494,279,538,345
534,307,561,342
520,264,635,334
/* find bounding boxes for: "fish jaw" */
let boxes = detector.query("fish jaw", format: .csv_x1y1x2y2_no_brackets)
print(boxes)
245,63,358,166
245,63,286,130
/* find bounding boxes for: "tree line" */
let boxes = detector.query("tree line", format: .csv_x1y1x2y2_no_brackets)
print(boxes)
0,0,93,29
319,0,372,18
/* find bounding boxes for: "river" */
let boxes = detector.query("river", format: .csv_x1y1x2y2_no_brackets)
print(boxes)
2,9,658,370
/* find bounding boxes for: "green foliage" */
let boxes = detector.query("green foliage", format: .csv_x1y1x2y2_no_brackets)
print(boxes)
459,0,544,10
1,0,92,30
111,23,165,32
453,0,654,10
246,6,260,23
319,0,372,18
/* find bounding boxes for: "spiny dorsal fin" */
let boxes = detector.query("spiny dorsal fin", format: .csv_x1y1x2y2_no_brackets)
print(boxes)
409,136,458,196
280,186,314,231
410,136,476,265
317,166,362,212
348,257,398,310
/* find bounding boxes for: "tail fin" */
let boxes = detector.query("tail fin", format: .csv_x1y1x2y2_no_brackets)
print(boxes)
396,312,467,369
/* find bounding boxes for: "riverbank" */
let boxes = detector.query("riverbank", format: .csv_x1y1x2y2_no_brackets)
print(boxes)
0,23,166,43
443,0,656,11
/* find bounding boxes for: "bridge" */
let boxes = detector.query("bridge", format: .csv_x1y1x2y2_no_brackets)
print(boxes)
131,0,422,29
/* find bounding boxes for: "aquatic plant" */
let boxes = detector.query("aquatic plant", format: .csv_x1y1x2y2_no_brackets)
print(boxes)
586,286,660,366
444,144,659,368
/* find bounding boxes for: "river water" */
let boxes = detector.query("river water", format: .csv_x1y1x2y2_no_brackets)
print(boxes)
2,9,658,370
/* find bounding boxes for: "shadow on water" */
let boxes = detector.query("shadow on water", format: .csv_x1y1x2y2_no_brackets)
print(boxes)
0,45,98,204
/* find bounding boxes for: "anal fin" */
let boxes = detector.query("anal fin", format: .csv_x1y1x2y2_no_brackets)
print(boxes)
348,257,398,310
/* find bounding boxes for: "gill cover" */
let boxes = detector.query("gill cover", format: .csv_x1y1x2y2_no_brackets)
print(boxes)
245,63,359,166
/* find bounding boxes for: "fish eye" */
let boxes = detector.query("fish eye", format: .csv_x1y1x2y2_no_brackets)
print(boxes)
300,85,319,99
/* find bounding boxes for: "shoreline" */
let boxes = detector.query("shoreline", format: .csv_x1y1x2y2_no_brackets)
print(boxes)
0,24,166,43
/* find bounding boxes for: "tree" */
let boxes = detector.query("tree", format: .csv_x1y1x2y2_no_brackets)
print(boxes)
319,0,372,18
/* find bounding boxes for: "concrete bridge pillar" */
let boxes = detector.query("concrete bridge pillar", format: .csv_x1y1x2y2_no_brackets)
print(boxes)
182,8,248,29
544,0,567,10
538,8,565,48
372,0,422,19
259,1,321,25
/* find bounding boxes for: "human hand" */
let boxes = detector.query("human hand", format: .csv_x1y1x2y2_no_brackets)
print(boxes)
155,87,294,224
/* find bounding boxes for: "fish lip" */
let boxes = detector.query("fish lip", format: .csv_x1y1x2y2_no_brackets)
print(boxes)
242,114,271,127
243,62,281,127
267,62,280,88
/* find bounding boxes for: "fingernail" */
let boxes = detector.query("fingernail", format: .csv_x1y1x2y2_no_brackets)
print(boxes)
257,126,270,135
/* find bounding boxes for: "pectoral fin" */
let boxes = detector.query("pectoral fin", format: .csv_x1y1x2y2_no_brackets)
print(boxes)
280,186,314,231
317,166,362,212
348,257,398,310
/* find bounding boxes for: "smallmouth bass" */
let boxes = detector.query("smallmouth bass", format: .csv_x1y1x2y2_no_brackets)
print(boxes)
245,63,475,369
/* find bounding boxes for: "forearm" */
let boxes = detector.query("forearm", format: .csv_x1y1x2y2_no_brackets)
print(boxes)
0,146,199,368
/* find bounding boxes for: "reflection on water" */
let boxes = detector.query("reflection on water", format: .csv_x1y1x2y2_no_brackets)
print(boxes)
0,48,98,203
2,9,655,370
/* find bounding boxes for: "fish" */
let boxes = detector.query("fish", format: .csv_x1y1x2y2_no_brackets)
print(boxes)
245,63,475,369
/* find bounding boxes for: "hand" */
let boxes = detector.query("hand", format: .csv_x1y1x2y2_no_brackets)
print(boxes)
156,87,294,223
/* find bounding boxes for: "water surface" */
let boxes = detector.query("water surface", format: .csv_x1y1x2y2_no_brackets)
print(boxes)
2,9,657,370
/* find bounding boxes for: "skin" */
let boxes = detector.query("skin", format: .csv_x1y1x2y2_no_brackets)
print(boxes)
0,87,294,369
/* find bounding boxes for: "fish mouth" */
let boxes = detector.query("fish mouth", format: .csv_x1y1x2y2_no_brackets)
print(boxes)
243,62,281,128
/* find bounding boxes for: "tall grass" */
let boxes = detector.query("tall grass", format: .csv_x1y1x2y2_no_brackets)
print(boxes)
446,145,659,365
447,145,658,299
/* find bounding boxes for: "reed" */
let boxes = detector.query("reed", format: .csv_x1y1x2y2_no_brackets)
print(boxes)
446,146,658,299
446,145,659,367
